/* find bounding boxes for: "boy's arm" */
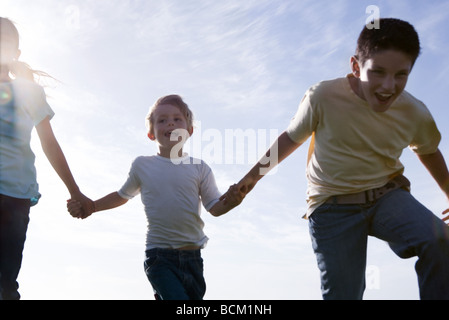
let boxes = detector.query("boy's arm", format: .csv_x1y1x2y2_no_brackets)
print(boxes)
418,149,449,198
209,185,245,217
237,131,302,195
208,200,233,217
417,149,449,219
68,192,128,219
94,192,129,212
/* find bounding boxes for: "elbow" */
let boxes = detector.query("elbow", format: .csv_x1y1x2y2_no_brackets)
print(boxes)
209,209,222,217
209,206,226,217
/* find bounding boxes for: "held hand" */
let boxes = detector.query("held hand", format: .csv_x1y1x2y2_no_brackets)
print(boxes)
68,191,95,219
443,208,449,225
67,199,83,218
236,174,257,196
222,184,245,208
219,175,257,205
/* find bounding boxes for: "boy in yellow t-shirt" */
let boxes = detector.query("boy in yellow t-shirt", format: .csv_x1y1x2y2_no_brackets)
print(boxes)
233,18,449,299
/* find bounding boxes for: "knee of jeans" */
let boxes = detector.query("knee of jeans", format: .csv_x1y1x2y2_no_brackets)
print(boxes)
420,225,449,257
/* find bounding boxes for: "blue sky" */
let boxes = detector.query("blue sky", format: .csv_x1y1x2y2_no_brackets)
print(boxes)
1,0,449,300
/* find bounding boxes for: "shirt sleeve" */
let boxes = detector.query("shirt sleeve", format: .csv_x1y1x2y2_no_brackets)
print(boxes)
118,159,142,200
409,108,441,155
286,90,318,144
14,79,55,126
199,162,221,211
30,85,54,125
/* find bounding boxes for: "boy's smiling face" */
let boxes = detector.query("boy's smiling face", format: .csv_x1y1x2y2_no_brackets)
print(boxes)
350,49,413,112
149,104,192,158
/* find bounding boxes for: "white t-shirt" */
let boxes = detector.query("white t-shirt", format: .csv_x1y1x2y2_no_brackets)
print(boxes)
118,155,221,250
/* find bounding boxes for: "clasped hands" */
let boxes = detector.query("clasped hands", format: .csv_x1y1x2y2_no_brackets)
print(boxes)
66,183,248,219
67,190,95,219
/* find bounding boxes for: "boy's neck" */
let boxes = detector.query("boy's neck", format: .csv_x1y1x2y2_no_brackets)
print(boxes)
347,74,363,100
158,147,185,159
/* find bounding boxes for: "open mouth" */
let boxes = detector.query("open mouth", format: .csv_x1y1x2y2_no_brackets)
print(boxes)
165,130,177,138
165,129,186,140
375,92,394,104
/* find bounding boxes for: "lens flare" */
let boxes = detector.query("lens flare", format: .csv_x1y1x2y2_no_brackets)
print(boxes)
0,85,13,105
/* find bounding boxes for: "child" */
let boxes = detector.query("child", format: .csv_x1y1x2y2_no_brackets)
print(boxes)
0,17,93,300
232,18,449,299
67,95,243,300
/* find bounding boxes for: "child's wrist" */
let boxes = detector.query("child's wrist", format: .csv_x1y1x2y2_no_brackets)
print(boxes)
69,187,82,197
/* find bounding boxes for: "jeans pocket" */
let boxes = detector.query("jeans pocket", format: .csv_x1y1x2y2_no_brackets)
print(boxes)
194,256,204,272
314,202,335,214
309,203,334,227
144,255,160,273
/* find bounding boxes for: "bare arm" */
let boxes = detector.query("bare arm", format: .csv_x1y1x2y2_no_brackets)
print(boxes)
418,149,449,220
237,131,302,194
209,185,245,217
209,200,235,217
36,117,94,215
418,149,449,199
67,192,128,219
94,192,129,212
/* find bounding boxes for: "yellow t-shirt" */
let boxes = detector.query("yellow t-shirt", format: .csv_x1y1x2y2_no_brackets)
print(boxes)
286,74,441,217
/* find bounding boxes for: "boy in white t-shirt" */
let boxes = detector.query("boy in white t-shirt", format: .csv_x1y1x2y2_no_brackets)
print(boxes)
67,95,243,300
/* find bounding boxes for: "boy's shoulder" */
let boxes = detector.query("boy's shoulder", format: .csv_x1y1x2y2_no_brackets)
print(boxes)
392,89,433,119
307,76,347,98
130,155,159,169
397,90,426,108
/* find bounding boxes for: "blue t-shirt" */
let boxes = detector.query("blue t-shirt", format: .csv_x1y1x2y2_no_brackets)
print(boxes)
0,78,54,204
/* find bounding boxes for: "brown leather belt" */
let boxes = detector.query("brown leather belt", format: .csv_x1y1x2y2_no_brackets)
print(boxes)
325,175,411,205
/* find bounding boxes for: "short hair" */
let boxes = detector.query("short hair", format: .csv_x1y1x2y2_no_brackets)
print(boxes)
355,18,421,67
145,94,194,136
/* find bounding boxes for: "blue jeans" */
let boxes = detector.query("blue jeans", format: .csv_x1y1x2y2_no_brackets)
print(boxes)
309,189,449,300
0,194,31,300
144,248,206,300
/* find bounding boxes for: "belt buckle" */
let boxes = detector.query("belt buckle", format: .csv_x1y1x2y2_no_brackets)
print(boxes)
365,181,397,205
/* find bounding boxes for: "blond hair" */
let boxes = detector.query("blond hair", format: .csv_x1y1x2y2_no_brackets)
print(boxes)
146,95,194,137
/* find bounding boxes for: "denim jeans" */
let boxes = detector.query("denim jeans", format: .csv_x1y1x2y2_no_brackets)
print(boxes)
144,248,206,300
0,194,31,300
309,189,449,300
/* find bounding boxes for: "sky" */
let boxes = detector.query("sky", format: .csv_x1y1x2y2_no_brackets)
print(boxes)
1,0,449,300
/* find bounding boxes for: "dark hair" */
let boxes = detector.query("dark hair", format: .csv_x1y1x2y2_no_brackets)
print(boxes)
355,18,421,67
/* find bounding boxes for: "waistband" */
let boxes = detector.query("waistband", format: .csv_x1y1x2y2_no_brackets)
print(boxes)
145,247,202,259
325,174,411,205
